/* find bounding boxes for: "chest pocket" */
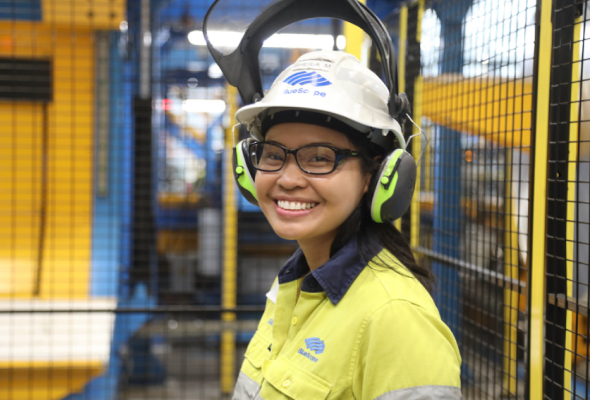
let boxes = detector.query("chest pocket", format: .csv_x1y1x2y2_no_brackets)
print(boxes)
260,356,332,400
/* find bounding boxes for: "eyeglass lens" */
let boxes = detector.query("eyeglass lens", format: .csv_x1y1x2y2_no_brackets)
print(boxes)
250,143,337,174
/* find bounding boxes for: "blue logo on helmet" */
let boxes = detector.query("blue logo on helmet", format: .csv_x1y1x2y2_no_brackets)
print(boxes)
304,337,325,354
283,71,332,87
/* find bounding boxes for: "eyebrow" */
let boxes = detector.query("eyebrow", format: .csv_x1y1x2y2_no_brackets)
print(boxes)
266,140,338,147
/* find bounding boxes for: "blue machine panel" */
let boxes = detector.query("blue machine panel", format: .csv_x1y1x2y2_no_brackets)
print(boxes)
0,0,41,21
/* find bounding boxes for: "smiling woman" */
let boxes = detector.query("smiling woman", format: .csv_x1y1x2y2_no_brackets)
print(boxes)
203,0,462,399
223,52,462,400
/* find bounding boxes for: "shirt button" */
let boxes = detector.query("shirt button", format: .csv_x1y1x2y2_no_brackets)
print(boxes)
291,317,298,326
283,380,291,387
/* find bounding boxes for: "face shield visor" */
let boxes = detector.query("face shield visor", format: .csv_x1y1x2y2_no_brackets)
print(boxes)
202,0,408,121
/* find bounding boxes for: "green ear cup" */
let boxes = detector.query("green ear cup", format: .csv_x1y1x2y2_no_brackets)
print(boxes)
232,139,258,206
370,149,417,223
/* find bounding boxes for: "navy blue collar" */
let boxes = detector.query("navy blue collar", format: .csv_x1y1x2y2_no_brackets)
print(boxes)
277,238,381,305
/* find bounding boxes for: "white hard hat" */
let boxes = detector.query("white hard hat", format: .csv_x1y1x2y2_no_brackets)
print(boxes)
235,51,405,150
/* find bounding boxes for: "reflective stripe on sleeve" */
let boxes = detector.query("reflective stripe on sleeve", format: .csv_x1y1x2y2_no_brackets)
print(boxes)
232,371,262,400
373,385,463,400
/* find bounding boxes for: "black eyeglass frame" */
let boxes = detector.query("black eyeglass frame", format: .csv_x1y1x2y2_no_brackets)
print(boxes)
249,141,360,175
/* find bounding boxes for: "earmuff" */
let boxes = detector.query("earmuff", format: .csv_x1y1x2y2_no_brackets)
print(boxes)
232,134,417,223
368,149,417,223
233,138,258,206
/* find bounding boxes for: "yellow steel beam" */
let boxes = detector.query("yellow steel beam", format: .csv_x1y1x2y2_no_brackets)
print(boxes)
409,0,424,250
221,85,238,394
503,151,519,395
343,0,367,63
0,22,94,299
398,6,407,94
422,77,588,160
416,0,423,43
422,77,533,152
42,0,125,29
530,0,553,398
411,75,422,250
0,361,103,400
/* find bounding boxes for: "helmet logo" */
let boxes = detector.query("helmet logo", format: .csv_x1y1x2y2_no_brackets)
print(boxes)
283,71,332,87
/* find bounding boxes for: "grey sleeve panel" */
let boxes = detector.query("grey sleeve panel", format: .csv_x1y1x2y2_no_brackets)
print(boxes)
373,385,463,400
232,371,262,400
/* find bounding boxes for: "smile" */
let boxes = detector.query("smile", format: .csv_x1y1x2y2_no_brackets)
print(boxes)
276,200,318,211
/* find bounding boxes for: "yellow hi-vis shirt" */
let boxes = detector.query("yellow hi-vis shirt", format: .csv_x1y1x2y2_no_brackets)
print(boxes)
234,239,462,400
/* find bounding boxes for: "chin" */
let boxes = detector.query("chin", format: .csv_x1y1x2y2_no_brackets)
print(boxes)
272,226,308,241
268,221,313,241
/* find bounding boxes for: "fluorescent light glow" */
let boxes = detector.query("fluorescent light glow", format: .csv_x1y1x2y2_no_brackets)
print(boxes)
263,33,333,50
208,63,223,79
143,32,152,46
182,99,226,114
188,30,334,51
336,35,346,50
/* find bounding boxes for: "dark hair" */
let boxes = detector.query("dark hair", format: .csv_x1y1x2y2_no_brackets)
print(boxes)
329,132,435,293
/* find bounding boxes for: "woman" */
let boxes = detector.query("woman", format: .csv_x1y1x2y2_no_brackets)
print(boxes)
231,51,462,399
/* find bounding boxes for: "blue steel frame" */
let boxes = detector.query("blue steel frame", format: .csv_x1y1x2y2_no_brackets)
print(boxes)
0,0,42,20
66,0,166,397
430,0,472,362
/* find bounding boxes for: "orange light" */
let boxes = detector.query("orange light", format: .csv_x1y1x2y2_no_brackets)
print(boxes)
465,150,473,163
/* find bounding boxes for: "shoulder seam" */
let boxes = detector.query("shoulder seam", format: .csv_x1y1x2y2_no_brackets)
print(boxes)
366,250,418,299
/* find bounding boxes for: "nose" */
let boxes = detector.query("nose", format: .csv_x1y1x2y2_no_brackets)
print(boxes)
276,154,308,190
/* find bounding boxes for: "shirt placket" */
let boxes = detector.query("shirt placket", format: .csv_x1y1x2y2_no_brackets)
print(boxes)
270,279,299,360
288,290,326,343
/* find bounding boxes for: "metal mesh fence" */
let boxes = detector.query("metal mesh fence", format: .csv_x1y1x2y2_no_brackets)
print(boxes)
0,0,328,399
2,0,590,399
406,0,535,398
545,1,590,398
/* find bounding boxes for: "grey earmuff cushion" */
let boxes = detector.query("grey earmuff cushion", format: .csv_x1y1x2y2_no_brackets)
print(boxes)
380,151,417,222
232,139,259,206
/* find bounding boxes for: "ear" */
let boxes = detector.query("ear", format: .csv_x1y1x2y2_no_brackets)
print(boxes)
363,155,382,194
362,171,371,194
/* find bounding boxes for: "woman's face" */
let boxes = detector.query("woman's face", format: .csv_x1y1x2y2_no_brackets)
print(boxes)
255,122,371,245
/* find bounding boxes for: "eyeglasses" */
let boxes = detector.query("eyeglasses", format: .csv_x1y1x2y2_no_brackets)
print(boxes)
249,141,359,175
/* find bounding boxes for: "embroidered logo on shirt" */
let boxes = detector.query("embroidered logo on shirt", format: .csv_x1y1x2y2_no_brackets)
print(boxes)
297,348,318,363
267,318,273,326
298,337,324,362
304,337,325,354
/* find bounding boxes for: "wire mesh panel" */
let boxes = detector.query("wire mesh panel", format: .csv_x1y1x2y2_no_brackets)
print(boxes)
0,0,344,399
412,0,535,397
0,1,128,399
9,0,590,399
545,0,590,398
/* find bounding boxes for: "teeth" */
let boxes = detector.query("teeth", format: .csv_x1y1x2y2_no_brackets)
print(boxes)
277,200,317,211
